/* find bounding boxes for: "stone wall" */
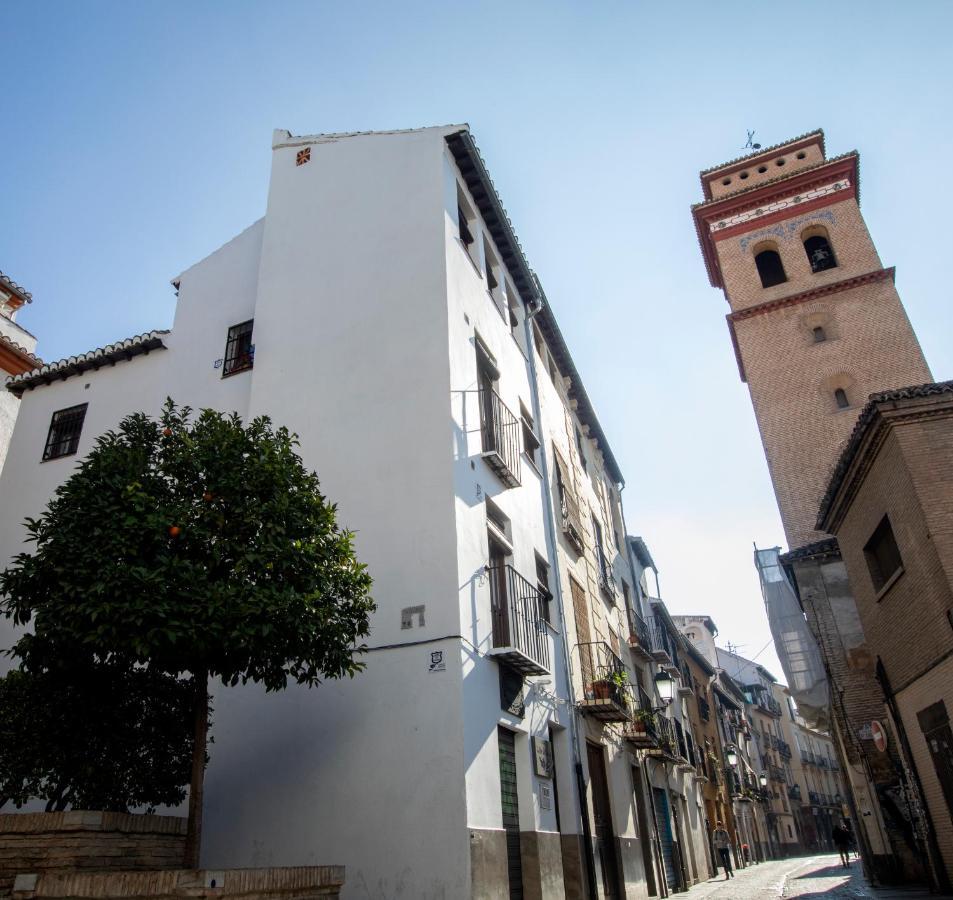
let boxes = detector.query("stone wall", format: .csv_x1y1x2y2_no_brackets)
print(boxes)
0,812,185,895
10,866,344,900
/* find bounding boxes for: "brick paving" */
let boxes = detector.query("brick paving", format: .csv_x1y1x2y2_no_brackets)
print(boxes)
679,853,946,899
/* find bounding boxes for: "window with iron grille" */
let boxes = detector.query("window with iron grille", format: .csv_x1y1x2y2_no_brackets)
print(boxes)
223,320,254,376
43,403,88,461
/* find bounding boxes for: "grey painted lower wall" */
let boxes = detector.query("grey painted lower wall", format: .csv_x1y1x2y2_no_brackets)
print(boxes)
470,828,570,899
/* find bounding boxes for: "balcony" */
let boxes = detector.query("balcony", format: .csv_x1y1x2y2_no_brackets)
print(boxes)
487,564,550,675
624,687,661,749
648,612,680,673
808,790,821,806
769,764,786,783
778,740,792,760
479,388,521,488
788,784,802,801
626,607,653,662
677,662,694,697
575,641,632,722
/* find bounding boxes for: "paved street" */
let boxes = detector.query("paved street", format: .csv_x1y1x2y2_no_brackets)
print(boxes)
679,853,944,899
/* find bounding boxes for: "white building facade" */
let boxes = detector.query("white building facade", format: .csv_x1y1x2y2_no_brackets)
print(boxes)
0,127,682,899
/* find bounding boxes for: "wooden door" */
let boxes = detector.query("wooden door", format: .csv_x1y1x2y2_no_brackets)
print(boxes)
587,743,620,898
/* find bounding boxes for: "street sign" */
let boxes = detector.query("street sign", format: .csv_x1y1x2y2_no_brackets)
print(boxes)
871,720,887,753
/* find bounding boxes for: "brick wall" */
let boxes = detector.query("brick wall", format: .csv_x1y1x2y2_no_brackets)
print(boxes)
10,865,344,900
0,812,185,896
715,197,883,314
736,276,931,549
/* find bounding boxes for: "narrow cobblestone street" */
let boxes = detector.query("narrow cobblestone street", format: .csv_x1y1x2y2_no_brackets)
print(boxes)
679,853,943,899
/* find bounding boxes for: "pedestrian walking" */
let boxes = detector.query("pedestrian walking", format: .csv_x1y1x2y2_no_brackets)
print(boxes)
832,821,851,868
712,821,733,880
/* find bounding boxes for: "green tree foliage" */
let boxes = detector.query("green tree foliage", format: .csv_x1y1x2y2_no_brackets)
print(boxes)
0,660,194,813
0,400,374,861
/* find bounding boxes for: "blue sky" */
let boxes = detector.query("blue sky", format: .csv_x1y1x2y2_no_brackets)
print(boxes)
3,1,952,679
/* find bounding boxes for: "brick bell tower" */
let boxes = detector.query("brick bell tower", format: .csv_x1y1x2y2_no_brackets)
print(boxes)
692,131,931,550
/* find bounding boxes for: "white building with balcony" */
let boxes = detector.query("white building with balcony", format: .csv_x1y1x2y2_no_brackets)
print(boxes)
0,126,668,899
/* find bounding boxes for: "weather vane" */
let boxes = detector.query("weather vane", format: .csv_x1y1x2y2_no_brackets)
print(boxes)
742,130,762,151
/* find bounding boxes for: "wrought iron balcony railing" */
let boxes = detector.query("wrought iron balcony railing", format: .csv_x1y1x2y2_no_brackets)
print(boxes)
778,740,792,760
487,564,549,675
575,641,631,722
788,784,802,801
626,607,653,661
648,611,679,671
479,388,521,488
769,764,786,783
623,686,660,749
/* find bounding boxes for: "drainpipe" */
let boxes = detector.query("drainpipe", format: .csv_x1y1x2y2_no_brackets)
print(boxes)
522,291,598,900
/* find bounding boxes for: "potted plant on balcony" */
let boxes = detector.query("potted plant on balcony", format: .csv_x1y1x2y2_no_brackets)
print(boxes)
630,708,657,735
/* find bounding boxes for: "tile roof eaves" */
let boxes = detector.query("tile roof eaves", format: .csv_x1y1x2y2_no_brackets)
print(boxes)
6,330,170,395
816,380,953,529
0,271,33,303
0,333,42,365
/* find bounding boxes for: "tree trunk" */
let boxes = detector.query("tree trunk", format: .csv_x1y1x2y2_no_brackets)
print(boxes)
184,668,209,869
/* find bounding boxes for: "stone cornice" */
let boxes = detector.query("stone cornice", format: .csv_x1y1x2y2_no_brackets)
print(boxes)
779,538,840,565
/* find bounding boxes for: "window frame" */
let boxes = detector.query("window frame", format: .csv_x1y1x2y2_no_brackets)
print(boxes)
222,319,255,377
42,403,89,461
863,515,904,596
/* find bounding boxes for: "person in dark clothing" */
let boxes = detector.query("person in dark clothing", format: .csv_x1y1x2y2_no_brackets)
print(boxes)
712,821,733,879
832,822,851,868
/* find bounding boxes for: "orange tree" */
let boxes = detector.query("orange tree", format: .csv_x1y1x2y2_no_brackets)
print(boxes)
0,400,374,865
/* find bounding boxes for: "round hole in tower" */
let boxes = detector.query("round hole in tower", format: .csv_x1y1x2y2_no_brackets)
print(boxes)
740,171,749,180
776,158,786,166
757,165,767,173
722,177,731,185
796,152,806,160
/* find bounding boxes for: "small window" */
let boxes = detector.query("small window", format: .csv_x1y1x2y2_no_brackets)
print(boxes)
483,238,500,299
864,515,903,593
804,234,838,273
457,186,476,261
520,402,540,467
575,425,588,472
536,554,552,623
505,282,519,335
813,326,827,343
834,388,850,409
223,320,254,376
755,249,787,288
43,403,88,461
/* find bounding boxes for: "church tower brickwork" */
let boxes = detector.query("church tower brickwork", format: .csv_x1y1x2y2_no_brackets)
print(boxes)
692,131,931,549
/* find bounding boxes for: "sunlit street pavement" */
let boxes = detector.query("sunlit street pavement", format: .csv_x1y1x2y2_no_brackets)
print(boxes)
679,853,944,899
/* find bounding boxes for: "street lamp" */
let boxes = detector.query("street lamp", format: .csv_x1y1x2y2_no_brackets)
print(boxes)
654,670,675,705
726,746,738,768
759,773,768,789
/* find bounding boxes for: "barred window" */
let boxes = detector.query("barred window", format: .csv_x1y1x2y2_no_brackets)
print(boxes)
223,320,254,376
43,404,88,461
